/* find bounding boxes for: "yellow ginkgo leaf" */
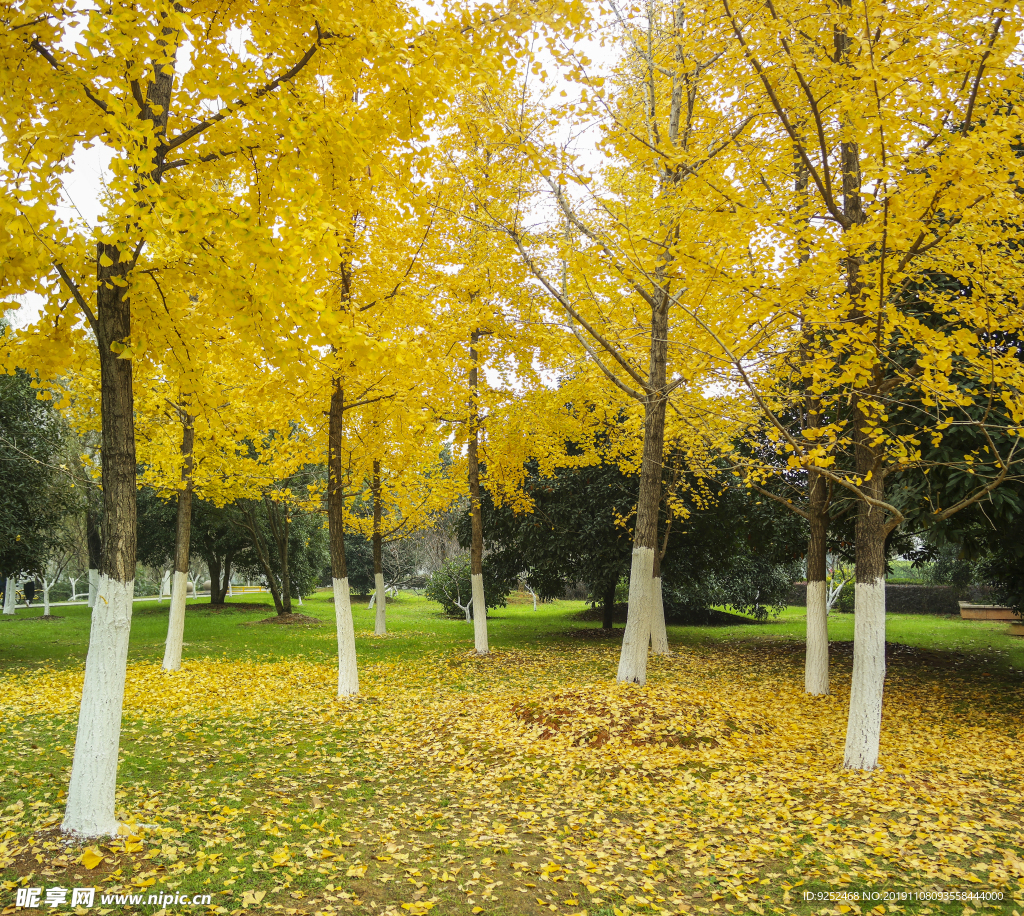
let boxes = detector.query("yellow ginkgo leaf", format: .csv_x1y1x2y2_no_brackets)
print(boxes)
81,847,105,869
346,864,367,877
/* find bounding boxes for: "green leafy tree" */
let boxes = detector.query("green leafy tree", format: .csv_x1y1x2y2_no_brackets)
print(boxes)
425,555,513,620
0,368,80,583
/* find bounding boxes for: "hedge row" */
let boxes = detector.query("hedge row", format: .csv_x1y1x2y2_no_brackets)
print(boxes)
785,582,996,616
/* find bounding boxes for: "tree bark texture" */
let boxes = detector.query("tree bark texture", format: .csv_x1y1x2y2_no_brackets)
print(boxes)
163,413,194,671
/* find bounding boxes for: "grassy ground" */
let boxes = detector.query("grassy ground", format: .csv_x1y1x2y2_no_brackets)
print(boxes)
1,592,1022,916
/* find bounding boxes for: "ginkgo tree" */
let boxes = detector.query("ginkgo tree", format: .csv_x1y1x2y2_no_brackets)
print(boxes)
686,0,1024,768
474,7,777,685
0,0,438,836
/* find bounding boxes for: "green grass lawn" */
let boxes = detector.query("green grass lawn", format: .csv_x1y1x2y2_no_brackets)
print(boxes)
1,592,1022,916
4,591,1021,677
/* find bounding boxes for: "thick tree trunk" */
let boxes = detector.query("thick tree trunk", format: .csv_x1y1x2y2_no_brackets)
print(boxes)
805,470,829,695
208,554,221,604
372,460,387,636
64,257,137,838
601,579,616,630
328,380,358,697
844,417,888,770
617,292,668,684
163,413,194,672
468,331,488,655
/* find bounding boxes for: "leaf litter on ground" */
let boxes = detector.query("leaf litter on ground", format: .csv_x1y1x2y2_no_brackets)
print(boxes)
1,640,1022,916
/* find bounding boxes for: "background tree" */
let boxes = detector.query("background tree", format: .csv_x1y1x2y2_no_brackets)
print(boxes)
0,367,80,595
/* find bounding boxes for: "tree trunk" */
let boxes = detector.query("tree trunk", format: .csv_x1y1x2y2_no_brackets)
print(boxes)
601,578,616,630
242,505,286,614
208,554,221,604
64,255,137,838
209,552,233,604
163,413,194,672
805,469,829,695
372,460,387,636
844,414,888,770
43,579,51,616
617,293,668,684
468,330,488,655
328,380,358,697
2,578,14,614
265,499,292,615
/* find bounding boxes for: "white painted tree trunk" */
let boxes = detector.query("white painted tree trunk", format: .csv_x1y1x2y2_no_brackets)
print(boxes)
649,576,670,655
524,584,537,611
843,578,886,770
374,572,387,635
62,575,134,837
334,577,359,697
88,568,99,609
617,547,655,684
805,580,829,695
367,593,375,609
227,579,233,597
3,579,15,614
43,579,51,616
162,569,188,672
296,594,302,606
471,572,488,654
69,577,79,601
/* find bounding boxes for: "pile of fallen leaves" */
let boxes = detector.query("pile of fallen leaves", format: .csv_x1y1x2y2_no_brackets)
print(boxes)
1,640,1022,916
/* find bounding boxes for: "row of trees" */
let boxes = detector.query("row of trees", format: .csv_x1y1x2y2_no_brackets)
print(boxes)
3,0,1023,838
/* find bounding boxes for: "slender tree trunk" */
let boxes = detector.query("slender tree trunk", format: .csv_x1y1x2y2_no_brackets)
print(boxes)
163,413,194,671
328,380,358,697
617,292,668,684
844,415,888,770
2,578,14,614
468,330,488,655
43,579,51,616
242,505,285,614
805,469,829,695
372,460,387,636
601,579,616,630
265,500,292,615
63,255,137,838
